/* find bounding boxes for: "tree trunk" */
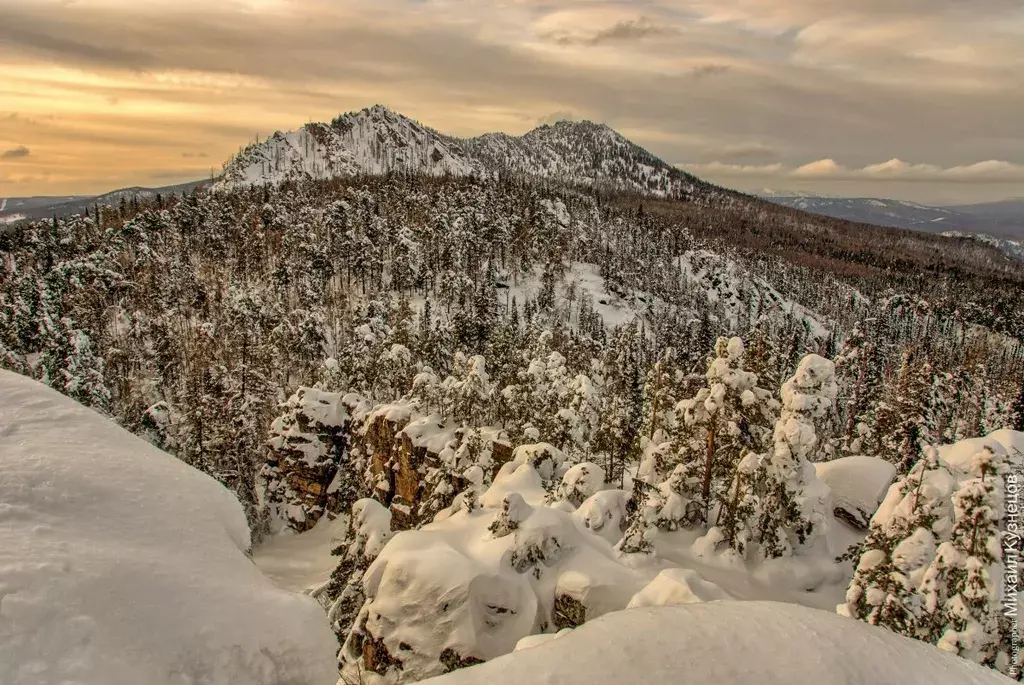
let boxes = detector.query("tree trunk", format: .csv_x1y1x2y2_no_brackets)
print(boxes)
702,428,715,524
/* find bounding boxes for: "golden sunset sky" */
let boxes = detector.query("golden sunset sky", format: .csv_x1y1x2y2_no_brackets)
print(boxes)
1,0,1023,203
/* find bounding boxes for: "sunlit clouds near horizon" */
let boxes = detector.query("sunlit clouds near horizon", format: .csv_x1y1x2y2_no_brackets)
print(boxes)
1,0,1022,202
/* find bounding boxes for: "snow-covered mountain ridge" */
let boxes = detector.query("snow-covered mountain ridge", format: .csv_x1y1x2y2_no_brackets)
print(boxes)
219,105,706,198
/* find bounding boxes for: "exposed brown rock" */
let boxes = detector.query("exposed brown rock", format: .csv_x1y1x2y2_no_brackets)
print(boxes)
552,593,586,630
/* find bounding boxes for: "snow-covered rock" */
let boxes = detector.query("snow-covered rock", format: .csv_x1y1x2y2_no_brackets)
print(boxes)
815,456,898,530
420,602,1008,685
626,568,733,608
938,429,1024,477
0,370,338,685
573,489,629,545
342,488,654,682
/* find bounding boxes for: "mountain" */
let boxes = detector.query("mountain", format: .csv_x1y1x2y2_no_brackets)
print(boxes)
219,104,708,198
0,179,208,225
944,198,1024,237
761,192,1024,240
759,193,965,232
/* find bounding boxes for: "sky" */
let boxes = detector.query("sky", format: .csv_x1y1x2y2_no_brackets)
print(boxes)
1,0,1022,204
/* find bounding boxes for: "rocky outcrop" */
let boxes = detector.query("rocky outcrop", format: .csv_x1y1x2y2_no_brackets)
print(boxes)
261,387,361,532
358,404,512,529
262,394,513,533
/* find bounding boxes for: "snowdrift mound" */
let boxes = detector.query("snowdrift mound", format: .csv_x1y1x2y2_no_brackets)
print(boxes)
0,371,338,685
815,456,897,530
420,602,1008,685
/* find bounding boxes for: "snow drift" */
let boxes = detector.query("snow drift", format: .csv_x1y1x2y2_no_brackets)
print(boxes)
0,370,338,685
419,602,1009,685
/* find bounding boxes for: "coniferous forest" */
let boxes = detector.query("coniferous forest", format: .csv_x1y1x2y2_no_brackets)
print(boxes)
2,171,1023,680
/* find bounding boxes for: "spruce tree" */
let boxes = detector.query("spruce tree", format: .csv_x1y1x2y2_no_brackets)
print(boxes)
755,354,837,559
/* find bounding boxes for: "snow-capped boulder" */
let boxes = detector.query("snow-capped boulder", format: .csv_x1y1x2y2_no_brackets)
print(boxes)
482,460,549,508
345,532,538,681
555,462,607,508
0,371,338,685
938,429,1023,477
815,456,897,530
573,489,629,545
420,602,1008,685
341,490,655,681
626,568,732,608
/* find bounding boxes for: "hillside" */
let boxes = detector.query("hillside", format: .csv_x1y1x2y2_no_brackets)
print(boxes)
0,180,207,224
2,106,1023,685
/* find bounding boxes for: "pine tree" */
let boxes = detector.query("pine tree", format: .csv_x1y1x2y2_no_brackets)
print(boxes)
755,354,837,559
838,447,954,638
875,348,936,473
931,446,1009,670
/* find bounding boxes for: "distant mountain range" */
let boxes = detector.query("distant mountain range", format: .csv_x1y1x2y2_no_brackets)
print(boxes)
218,104,713,199
760,191,1024,239
0,180,208,225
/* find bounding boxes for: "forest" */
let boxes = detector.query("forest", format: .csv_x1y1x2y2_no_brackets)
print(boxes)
1,172,1022,679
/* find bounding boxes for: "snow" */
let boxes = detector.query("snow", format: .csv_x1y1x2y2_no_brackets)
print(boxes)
677,250,831,337
252,514,350,592
939,430,1024,476
218,106,694,198
0,370,338,685
816,457,897,529
573,489,629,545
419,602,1006,685
626,568,733,607
0,212,26,224
341,462,658,681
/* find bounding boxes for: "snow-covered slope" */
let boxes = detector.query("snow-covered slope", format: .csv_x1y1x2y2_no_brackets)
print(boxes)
219,105,704,198
420,602,1007,685
0,370,338,685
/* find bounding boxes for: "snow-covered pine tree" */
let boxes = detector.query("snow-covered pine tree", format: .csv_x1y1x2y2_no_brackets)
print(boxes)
755,354,837,559
838,446,954,638
929,445,1010,671
834,319,885,455
875,348,936,473
40,316,111,414
625,336,776,555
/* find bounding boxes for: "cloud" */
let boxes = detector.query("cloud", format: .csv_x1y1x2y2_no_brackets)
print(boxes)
0,0,1022,201
707,143,779,162
684,161,785,176
181,152,209,158
792,158,842,177
1,145,31,160
685,157,1024,183
689,64,730,79
583,18,677,46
